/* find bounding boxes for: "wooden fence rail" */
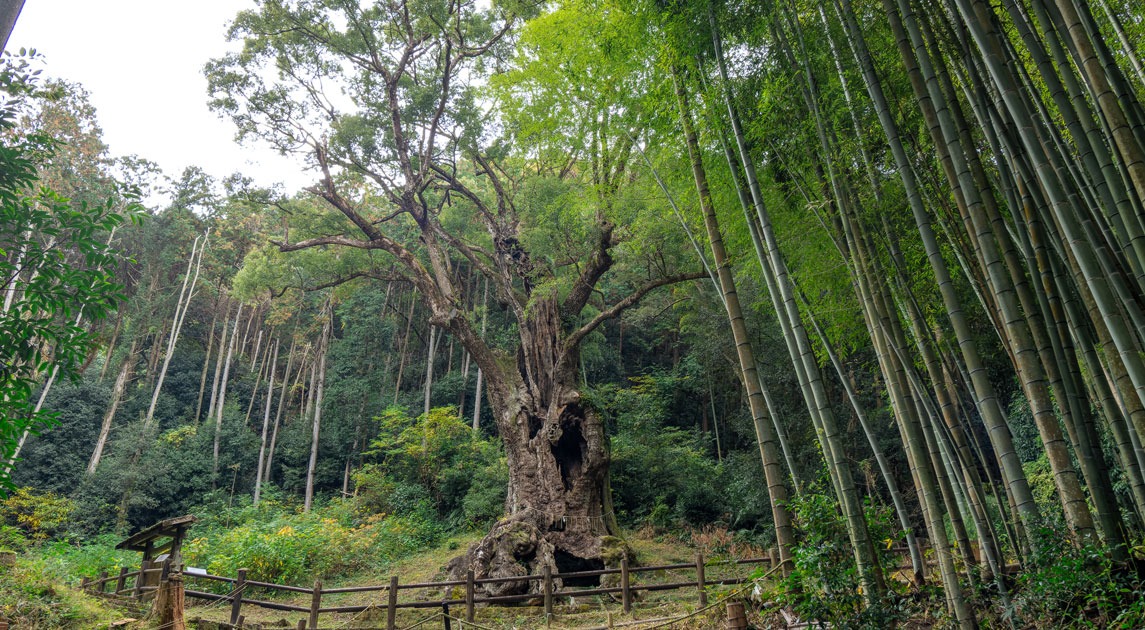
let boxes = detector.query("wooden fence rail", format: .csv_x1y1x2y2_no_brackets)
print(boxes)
81,552,771,629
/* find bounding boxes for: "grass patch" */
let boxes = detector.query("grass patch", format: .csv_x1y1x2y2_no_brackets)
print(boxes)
0,552,129,629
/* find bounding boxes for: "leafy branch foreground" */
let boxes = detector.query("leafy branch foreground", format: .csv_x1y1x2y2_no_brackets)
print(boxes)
1,51,138,490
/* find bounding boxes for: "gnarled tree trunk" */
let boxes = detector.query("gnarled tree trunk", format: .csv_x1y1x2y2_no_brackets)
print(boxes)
449,292,620,593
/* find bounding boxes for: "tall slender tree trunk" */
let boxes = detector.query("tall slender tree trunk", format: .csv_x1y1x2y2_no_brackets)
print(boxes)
205,299,233,424
212,302,243,480
725,4,886,595
393,292,416,405
87,339,138,475
857,0,1042,548
264,335,300,485
245,329,275,424
143,233,206,430
673,64,795,575
472,278,489,431
99,308,125,382
423,325,438,419
897,0,1097,543
254,338,280,506
805,298,926,581
304,310,331,513
195,291,222,423
1052,0,1145,204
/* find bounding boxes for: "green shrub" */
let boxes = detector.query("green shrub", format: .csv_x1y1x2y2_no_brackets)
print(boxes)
0,553,118,628
185,510,372,584
0,487,75,541
600,373,728,529
182,499,444,586
358,405,505,523
774,485,908,629
461,455,508,528
1011,529,1145,627
37,534,137,579
1023,457,1067,534
0,524,27,551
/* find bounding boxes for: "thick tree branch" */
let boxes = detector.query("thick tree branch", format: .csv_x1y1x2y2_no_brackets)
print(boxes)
431,164,500,229
472,153,517,219
561,220,615,316
273,234,389,252
420,38,453,183
428,220,523,303
309,144,386,242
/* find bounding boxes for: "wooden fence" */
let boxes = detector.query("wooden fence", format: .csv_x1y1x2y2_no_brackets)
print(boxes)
81,552,771,629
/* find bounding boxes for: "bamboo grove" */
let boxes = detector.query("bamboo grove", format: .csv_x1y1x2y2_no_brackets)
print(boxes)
660,0,1145,624
3,0,1145,625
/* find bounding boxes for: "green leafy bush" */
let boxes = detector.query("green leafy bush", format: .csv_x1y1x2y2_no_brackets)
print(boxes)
597,373,733,529
0,524,26,551
0,486,75,541
0,553,116,628
357,405,506,524
461,454,509,528
36,534,137,579
183,496,443,586
1010,528,1145,627
185,509,372,584
774,485,908,629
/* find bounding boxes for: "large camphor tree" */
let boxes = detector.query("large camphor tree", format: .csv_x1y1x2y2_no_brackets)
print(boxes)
207,0,699,589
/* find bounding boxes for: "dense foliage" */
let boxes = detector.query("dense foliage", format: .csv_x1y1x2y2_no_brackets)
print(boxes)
6,0,1145,626
0,52,136,488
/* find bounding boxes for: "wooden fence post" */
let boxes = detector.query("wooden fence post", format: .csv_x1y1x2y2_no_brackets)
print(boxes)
296,620,306,630
466,569,475,622
386,575,399,630
230,568,247,625
115,567,128,594
695,553,706,607
308,580,322,629
543,564,553,618
155,559,183,630
80,576,90,592
134,559,150,599
620,557,631,614
98,570,108,593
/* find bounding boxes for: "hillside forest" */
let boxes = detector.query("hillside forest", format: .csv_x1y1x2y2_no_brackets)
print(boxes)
4,0,1145,627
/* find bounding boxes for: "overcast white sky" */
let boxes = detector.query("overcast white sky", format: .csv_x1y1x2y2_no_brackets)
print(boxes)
9,1,312,196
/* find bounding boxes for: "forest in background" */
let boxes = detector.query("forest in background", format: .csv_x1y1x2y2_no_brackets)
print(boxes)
4,0,1145,626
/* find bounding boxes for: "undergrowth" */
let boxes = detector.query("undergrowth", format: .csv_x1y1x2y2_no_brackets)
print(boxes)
1007,528,1145,628
0,553,121,629
184,491,444,586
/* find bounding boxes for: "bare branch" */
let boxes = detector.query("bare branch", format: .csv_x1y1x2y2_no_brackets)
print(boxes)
473,153,517,219
302,270,410,294
564,271,705,350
